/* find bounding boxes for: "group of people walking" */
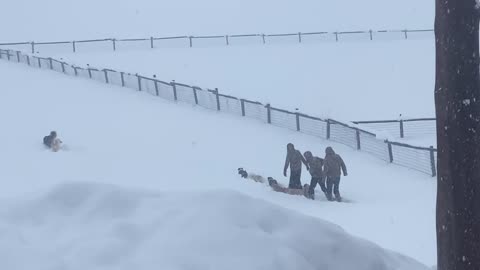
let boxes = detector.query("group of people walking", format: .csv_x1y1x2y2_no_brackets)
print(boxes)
283,143,347,201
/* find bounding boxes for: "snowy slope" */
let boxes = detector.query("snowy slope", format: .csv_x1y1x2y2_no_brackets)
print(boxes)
0,0,433,42
0,60,436,265
0,182,428,270
50,39,435,121
0,0,436,135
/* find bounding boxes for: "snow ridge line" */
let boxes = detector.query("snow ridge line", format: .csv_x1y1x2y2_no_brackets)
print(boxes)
0,48,437,177
0,28,434,54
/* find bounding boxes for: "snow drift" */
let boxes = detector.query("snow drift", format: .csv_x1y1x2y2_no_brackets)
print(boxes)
0,182,427,270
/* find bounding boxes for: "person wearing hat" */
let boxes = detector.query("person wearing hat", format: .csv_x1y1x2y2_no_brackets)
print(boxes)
303,151,326,200
283,143,309,189
323,146,347,202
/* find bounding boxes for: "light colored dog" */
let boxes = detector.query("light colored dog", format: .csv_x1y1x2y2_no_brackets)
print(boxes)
51,138,62,152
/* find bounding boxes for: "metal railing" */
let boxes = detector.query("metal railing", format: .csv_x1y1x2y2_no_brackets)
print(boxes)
353,118,436,138
0,28,434,54
0,48,437,177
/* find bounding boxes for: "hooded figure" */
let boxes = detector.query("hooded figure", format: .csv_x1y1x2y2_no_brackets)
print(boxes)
303,151,326,200
43,131,57,148
283,143,309,189
323,147,347,201
43,131,62,152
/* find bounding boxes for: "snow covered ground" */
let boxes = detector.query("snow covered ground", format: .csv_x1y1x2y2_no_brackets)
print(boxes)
0,0,437,268
0,60,436,267
0,182,428,270
48,39,435,122
0,0,436,145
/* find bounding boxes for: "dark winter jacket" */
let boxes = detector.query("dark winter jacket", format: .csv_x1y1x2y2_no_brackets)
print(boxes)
324,147,347,177
307,156,324,178
43,135,54,148
284,150,307,172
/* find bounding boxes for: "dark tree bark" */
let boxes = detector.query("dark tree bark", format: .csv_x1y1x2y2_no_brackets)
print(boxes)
435,0,480,269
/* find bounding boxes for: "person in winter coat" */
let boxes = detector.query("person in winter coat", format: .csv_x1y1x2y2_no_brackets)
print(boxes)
323,146,347,202
303,151,326,200
43,131,62,152
283,143,309,189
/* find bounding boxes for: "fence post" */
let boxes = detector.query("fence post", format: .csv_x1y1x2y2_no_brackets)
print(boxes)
153,78,159,96
430,146,437,177
169,81,178,100
150,37,154,49
171,80,178,100
137,74,142,91
298,32,302,43
334,32,339,42
266,104,271,124
120,72,125,87
72,41,76,53
112,39,116,51
296,113,301,131
240,99,246,116
37,57,41,68
403,30,408,39
61,62,65,73
16,51,21,62
387,141,394,163
104,69,109,83
7,50,10,61
87,67,92,78
261,34,266,44
214,88,221,111
31,42,35,54
26,55,30,66
369,30,373,40
49,57,53,69
225,35,229,45
192,86,199,105
73,66,78,76
326,119,331,139
400,120,405,138
189,36,193,48
356,129,361,150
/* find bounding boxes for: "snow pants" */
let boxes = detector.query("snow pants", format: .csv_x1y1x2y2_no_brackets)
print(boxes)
308,176,327,199
288,170,302,189
326,176,341,201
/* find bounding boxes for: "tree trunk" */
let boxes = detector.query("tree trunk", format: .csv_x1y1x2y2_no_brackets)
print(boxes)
435,1,480,269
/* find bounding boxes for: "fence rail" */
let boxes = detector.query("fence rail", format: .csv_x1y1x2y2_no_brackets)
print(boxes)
353,118,436,138
0,48,437,177
0,28,434,54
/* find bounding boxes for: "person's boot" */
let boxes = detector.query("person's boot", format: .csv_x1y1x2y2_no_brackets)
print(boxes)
306,190,315,200
334,191,342,202
326,194,334,201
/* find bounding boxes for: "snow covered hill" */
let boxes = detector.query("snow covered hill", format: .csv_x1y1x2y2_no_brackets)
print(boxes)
0,182,428,270
0,59,436,266
50,39,435,121
0,0,437,267
0,0,436,132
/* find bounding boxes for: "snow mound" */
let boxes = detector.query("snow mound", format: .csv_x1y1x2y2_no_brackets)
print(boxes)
0,182,427,270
